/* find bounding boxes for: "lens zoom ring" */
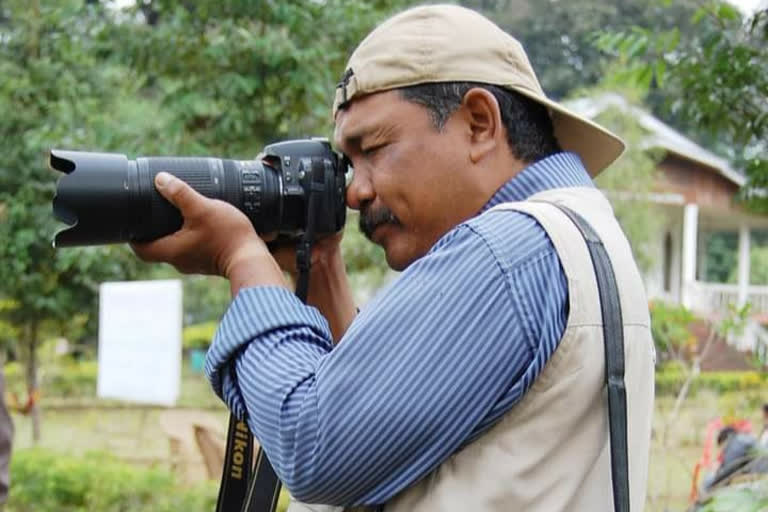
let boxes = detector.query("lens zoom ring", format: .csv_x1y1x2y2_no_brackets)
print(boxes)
147,158,220,199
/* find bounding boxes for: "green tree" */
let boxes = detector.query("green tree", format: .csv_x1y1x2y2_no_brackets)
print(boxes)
704,231,738,283
0,0,159,440
727,245,768,285
595,1,768,211
650,301,696,364
109,0,411,156
698,479,768,511
461,0,700,100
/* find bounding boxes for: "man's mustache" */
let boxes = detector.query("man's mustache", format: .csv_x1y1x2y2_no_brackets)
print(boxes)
359,206,400,240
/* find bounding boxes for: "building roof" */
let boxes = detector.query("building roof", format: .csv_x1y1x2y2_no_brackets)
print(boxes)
565,93,746,187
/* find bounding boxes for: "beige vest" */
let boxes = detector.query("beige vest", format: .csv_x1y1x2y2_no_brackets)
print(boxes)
290,187,655,512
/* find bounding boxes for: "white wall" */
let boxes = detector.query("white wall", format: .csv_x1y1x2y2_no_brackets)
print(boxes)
643,206,683,304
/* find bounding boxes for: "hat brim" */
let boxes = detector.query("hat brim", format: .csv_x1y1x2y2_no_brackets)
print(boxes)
510,86,625,178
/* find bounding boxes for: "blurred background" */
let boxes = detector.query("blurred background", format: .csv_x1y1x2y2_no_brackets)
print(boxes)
0,0,767,510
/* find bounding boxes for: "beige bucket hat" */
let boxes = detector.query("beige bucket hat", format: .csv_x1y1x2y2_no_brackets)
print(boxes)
332,4,625,177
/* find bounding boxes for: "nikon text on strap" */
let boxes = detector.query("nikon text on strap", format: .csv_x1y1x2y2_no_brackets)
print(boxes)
553,204,630,512
216,415,256,511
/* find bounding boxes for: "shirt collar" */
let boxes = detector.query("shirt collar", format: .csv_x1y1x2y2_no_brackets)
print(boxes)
481,152,594,212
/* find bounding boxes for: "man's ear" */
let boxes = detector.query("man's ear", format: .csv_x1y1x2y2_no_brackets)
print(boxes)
460,88,503,164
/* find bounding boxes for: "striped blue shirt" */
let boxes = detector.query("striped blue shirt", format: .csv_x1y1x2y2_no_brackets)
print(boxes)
206,152,594,506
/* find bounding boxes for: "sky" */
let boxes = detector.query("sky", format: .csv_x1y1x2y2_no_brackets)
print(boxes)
731,0,766,13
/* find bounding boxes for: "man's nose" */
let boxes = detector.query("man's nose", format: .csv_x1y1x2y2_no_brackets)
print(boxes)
345,167,374,211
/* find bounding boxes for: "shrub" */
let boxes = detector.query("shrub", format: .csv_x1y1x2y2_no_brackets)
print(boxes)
655,369,768,396
183,321,218,351
649,300,697,363
4,360,98,399
7,448,217,512
698,478,768,511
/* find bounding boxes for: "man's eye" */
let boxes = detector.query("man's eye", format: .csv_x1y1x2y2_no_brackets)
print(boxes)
361,143,386,156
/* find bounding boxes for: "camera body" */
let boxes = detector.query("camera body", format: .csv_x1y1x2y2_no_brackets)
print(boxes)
49,138,347,247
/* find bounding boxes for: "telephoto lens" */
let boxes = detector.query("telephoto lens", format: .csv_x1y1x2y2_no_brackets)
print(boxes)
49,139,347,247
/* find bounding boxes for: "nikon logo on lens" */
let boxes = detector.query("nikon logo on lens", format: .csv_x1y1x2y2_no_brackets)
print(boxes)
49,139,347,248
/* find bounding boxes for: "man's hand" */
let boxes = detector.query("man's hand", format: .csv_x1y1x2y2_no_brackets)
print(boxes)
131,172,288,293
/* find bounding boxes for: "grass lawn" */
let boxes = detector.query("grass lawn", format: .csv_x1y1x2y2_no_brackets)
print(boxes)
12,368,228,465
8,364,768,511
647,389,766,511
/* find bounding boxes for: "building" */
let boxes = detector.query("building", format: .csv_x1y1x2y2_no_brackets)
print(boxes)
568,94,768,358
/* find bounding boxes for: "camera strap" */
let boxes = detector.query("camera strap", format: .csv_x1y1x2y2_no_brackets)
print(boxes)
215,158,328,512
216,415,257,511
553,204,630,512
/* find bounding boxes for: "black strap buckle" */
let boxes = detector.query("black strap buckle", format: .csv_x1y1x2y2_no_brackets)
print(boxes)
296,240,312,273
336,68,355,104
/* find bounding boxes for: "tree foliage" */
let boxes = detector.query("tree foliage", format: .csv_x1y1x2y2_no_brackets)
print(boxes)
698,479,768,512
0,3,148,331
463,0,700,100
0,0,170,342
727,245,768,285
595,1,768,210
0,0,159,439
650,300,696,364
704,231,739,283
108,0,410,156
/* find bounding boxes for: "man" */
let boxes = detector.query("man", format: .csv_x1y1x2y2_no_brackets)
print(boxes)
705,426,768,490
133,5,655,511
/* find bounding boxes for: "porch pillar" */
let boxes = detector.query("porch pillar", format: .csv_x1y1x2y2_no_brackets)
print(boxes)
737,224,751,307
681,203,699,309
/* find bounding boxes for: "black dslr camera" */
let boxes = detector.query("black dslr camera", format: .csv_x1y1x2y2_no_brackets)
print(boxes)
49,138,347,247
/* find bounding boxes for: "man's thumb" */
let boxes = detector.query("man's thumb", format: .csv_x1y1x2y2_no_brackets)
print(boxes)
155,172,190,209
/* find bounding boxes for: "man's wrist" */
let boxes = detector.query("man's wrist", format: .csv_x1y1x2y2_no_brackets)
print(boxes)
313,243,344,273
225,244,289,296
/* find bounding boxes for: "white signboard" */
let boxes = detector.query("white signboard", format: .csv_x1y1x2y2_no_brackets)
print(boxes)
98,280,182,406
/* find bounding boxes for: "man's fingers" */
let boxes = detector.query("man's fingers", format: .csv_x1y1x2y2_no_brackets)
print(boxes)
130,241,161,263
130,223,187,256
155,172,205,217
130,239,176,263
